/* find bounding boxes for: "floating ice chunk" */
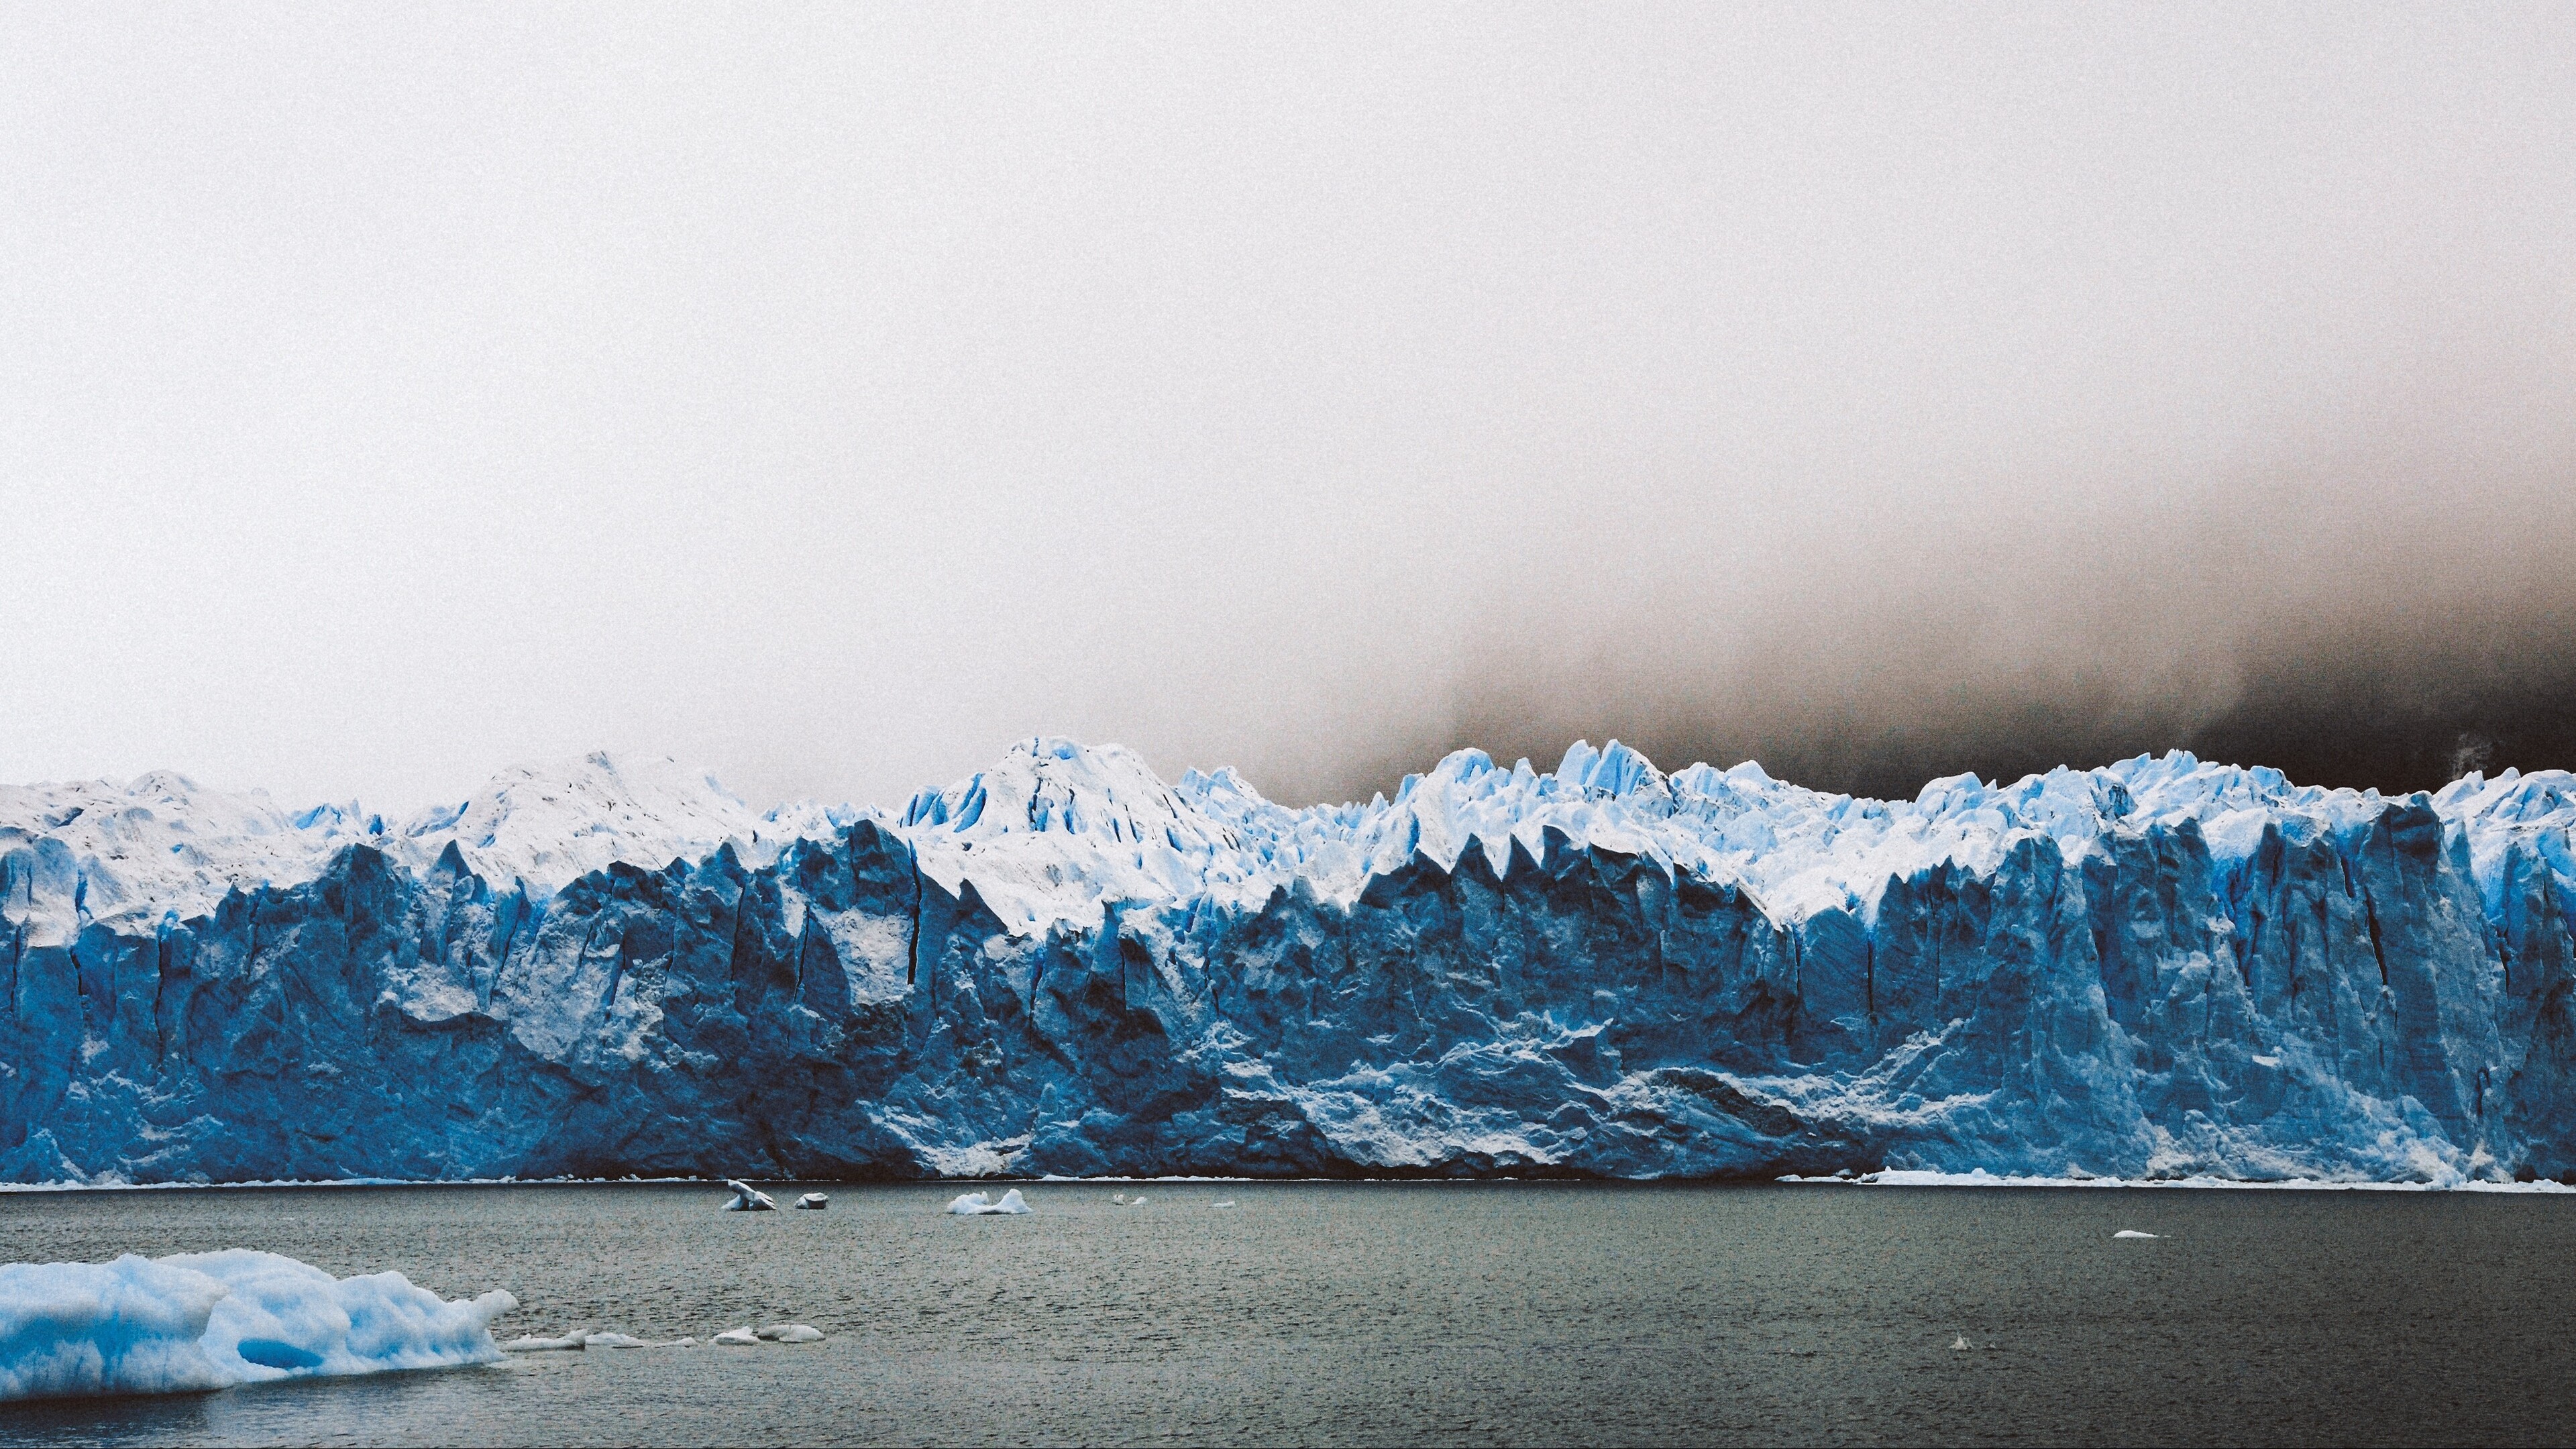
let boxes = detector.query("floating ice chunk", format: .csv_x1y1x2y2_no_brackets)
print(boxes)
1111,1192,1147,1206
663,1336,698,1348
721,1180,776,1212
794,1193,828,1210
0,1254,231,1398
1210,1200,1236,1209
711,1326,759,1346
1951,1336,1970,1350
502,1330,588,1352
0,1250,515,1402
2112,1230,2160,1240
581,1332,651,1348
756,1324,823,1342
945,1188,1034,1216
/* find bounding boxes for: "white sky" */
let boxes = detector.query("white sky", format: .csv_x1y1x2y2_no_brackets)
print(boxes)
5,4,2572,812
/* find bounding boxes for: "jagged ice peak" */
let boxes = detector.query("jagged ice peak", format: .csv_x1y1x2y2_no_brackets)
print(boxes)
5,738,2569,944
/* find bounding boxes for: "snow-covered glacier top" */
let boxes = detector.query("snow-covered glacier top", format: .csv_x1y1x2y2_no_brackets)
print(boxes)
0,752,853,936
6,739,2571,942
807,736,2573,937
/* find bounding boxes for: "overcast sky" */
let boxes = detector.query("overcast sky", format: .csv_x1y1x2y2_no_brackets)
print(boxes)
5,3,2572,812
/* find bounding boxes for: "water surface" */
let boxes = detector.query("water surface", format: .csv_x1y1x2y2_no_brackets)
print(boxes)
4,1183,2572,1446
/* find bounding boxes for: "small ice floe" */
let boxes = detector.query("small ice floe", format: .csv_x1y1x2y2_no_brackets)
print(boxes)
502,1330,589,1352
794,1193,828,1210
711,1326,760,1346
1951,1336,1971,1351
722,1179,776,1212
945,1188,1033,1216
1209,1200,1236,1209
2112,1230,2160,1240
580,1332,651,1349
1110,1192,1147,1206
756,1324,824,1343
663,1336,698,1348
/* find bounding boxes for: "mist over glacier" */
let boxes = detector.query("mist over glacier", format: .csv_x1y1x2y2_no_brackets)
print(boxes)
4,739,2572,1186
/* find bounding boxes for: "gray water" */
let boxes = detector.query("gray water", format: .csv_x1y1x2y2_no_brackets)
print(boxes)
3,1183,2574,1447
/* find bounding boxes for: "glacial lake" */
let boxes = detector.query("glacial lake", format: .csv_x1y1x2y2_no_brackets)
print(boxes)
5,1181,2575,1446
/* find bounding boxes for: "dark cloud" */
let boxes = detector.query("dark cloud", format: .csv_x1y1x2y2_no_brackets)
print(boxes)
1426,615,2576,805
1322,411,2576,803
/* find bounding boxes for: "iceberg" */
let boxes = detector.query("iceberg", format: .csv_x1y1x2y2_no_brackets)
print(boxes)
721,1181,776,1212
710,1327,759,1346
945,1189,1032,1216
0,1250,514,1402
2112,1230,2160,1240
756,1324,823,1342
3,739,2574,1185
794,1193,828,1210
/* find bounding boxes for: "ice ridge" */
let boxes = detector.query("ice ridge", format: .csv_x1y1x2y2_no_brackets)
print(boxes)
3,739,2573,1184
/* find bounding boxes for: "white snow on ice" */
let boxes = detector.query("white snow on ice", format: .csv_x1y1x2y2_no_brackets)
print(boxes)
11,737,2569,951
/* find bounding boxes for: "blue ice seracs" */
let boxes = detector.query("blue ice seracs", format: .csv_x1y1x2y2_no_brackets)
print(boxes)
1,740,2572,1185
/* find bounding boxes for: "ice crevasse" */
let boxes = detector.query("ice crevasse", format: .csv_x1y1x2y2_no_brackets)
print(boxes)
3,739,2575,1184
0,1250,514,1401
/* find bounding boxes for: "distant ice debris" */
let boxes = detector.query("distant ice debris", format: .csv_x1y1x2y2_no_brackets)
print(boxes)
705,1324,821,1345
722,1180,776,1212
2112,1230,2160,1240
794,1193,828,1210
1210,1200,1236,1209
1111,1192,1147,1206
505,1329,704,1350
1951,1336,1970,1351
0,1250,515,1402
946,1189,1032,1216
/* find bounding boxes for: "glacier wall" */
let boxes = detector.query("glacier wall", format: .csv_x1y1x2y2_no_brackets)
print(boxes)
3,742,2573,1184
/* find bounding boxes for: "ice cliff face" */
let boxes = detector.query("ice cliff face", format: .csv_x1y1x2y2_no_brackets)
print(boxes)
5,740,2573,1184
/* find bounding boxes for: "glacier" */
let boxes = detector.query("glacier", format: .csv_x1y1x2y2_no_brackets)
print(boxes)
3,740,2573,1185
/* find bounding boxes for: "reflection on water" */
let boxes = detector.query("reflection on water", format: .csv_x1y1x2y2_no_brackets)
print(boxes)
5,1182,2575,1447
